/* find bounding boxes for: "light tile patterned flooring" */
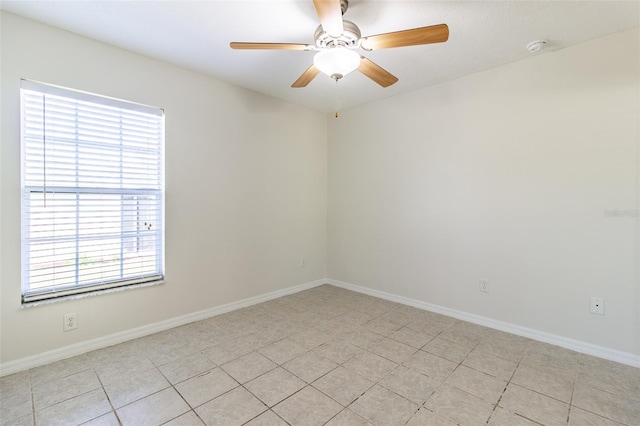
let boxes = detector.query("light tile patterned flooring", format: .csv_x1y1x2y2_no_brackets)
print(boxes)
1,285,639,426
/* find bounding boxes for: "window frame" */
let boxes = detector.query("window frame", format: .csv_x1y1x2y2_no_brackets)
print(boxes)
20,79,165,304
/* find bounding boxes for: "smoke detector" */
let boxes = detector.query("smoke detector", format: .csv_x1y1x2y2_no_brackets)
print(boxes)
527,40,548,53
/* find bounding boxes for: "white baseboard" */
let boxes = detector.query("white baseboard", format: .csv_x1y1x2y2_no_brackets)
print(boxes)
3,277,638,376
327,278,640,368
0,279,326,377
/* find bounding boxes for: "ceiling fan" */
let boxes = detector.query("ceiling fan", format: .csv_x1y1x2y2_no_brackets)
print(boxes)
230,0,449,88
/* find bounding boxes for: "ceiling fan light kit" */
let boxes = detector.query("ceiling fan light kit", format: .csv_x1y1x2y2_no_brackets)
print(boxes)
230,0,449,88
313,47,361,81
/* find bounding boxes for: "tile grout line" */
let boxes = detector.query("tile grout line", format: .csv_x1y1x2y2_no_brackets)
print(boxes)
29,367,35,425
153,354,206,426
86,352,122,426
564,359,580,425
27,354,118,425
418,327,484,425
484,348,522,425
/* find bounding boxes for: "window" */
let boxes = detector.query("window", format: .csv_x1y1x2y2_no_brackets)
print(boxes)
21,80,164,303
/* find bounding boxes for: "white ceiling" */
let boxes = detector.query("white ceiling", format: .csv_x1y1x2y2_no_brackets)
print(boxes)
2,1,639,113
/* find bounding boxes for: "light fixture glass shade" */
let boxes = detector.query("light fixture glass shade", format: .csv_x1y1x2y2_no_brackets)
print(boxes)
313,48,361,80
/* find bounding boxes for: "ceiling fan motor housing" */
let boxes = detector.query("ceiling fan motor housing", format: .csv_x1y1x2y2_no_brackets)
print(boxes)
314,20,361,49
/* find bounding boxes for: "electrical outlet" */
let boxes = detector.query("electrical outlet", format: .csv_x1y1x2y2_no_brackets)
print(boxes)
590,297,604,315
63,313,78,331
480,279,489,293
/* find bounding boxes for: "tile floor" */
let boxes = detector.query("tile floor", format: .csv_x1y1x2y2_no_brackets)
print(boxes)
1,284,639,426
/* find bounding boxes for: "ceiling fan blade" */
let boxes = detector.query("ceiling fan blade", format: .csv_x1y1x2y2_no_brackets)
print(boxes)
313,0,344,37
360,24,449,50
230,42,313,50
358,57,398,87
292,65,320,88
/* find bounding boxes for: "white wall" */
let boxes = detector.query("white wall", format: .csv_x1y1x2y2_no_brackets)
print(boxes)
0,12,327,365
328,28,640,357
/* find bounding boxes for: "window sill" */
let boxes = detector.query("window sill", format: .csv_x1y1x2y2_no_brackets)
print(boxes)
21,279,165,308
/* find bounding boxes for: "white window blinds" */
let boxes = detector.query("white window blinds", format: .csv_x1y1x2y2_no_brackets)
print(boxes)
21,80,165,303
